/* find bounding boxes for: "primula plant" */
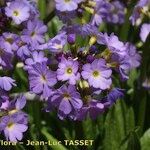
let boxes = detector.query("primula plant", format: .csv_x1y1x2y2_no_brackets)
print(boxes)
0,0,150,149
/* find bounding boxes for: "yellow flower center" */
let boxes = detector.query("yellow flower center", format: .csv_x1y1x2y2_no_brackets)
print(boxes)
65,0,71,2
6,38,13,44
40,75,47,83
13,10,19,16
31,31,36,37
55,44,63,49
89,36,97,46
7,122,15,130
63,93,70,100
92,70,100,77
8,109,18,115
66,67,73,74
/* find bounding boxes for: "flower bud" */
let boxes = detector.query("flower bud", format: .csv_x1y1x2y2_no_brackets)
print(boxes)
89,36,97,46
67,34,76,45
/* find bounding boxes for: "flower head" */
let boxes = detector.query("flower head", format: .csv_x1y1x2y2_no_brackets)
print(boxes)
75,100,105,120
0,113,28,142
107,1,125,24
125,43,141,69
28,62,57,98
17,44,31,60
0,39,13,68
2,33,18,53
55,0,83,12
5,0,30,24
50,85,83,120
57,57,80,85
47,32,67,53
21,19,47,48
82,59,112,89
103,88,124,107
8,95,26,114
91,0,111,26
99,33,126,56
130,0,150,25
25,51,48,70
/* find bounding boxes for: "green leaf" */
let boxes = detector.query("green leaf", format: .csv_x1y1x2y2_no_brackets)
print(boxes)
103,101,126,150
141,129,150,150
42,127,68,150
38,0,46,19
127,69,139,88
16,144,26,150
122,103,135,134
127,131,141,150
48,17,63,37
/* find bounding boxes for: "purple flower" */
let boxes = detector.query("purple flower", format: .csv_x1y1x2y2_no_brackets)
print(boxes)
103,88,124,107
21,0,39,17
86,55,95,63
0,96,9,110
57,57,80,85
0,113,28,142
125,43,141,69
5,0,30,24
57,10,76,23
55,0,83,12
99,33,126,56
28,62,57,98
50,85,83,120
17,44,31,60
25,51,48,70
111,53,130,80
0,39,13,68
81,24,103,45
82,24,99,37
91,0,111,26
75,100,105,120
47,32,67,53
8,95,26,114
81,59,112,89
0,77,16,91
140,23,150,42
2,33,18,53
67,33,76,44
109,43,141,80
62,24,81,35
21,20,47,48
107,1,125,24
130,0,150,25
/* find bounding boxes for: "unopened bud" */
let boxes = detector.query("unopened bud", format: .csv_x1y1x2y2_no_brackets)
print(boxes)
79,80,89,89
88,1,96,7
82,6,94,14
67,34,76,45
89,36,97,46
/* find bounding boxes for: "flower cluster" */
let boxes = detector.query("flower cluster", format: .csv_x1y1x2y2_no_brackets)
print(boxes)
0,95,28,142
0,0,142,142
44,24,141,120
56,0,126,25
130,0,150,42
0,0,40,142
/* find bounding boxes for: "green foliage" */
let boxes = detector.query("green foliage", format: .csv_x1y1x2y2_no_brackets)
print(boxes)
42,128,68,150
141,129,150,150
